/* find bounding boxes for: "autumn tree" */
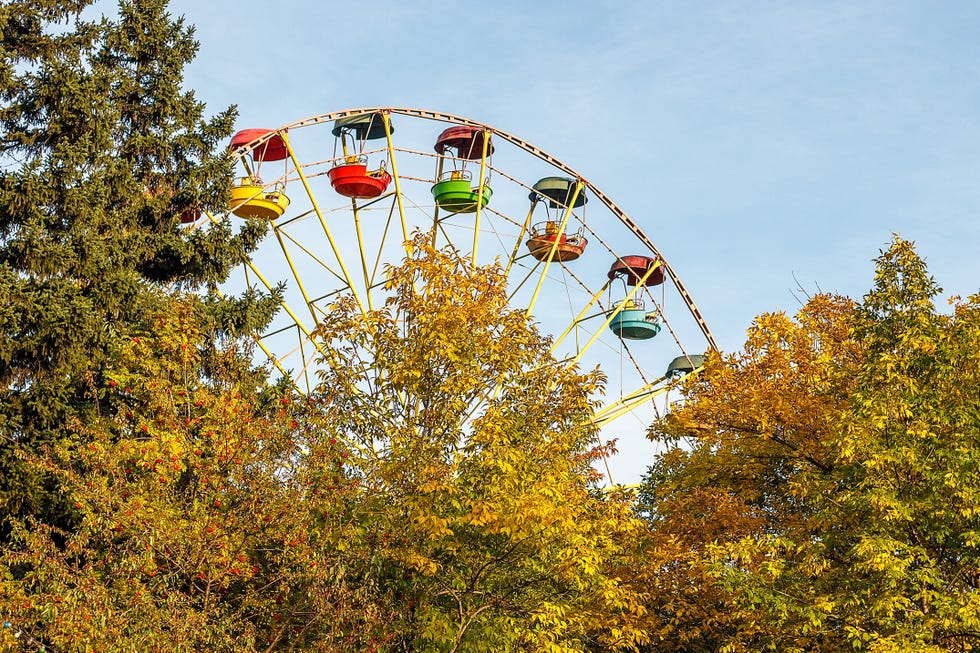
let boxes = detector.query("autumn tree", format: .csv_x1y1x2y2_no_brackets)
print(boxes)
640,237,980,652
0,298,400,652
2,236,651,652
0,1,275,532
308,234,649,652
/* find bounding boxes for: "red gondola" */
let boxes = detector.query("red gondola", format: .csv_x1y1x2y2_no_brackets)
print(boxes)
329,113,393,199
329,156,392,199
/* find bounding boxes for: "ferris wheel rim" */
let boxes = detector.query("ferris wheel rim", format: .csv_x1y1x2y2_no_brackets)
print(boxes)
230,106,716,352
221,107,717,485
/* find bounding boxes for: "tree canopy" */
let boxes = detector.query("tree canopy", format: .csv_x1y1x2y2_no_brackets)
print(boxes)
8,3,978,652
640,237,980,652
1,236,649,652
307,234,648,652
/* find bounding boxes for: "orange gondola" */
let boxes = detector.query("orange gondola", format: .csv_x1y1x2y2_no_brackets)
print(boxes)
525,221,588,262
524,177,588,261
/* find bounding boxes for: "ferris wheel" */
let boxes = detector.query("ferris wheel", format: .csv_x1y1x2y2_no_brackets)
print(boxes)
199,107,716,485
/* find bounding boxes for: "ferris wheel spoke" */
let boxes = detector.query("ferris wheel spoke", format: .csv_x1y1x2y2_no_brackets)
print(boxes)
206,210,321,357
506,259,545,301
244,261,320,352
525,181,583,315
270,225,320,325
640,287,689,364
549,280,611,355
381,196,407,275
504,201,538,278
350,197,375,312
593,380,674,427
282,131,366,315
470,129,492,269
273,207,317,228
381,112,410,248
276,228,352,290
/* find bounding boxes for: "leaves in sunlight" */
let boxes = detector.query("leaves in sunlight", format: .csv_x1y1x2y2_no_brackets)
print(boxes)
639,237,980,652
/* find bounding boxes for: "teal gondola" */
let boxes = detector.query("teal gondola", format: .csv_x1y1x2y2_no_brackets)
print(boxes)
608,300,662,340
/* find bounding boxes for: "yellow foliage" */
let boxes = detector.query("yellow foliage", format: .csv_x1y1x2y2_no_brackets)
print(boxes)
638,237,980,652
307,232,648,651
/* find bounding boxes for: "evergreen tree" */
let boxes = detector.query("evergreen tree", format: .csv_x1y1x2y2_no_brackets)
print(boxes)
0,1,277,533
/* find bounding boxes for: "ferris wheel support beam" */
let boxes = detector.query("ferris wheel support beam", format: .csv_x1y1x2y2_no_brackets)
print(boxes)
593,365,704,426
351,198,374,312
271,225,320,325
241,251,377,404
549,278,612,355
526,181,583,315
296,331,313,393
569,260,662,368
471,129,491,270
206,211,323,356
593,379,671,426
217,225,337,381
431,156,444,246
242,259,321,354
504,201,538,278
381,112,410,248
281,131,366,315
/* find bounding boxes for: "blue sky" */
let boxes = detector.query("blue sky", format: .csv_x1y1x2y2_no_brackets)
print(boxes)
161,0,980,481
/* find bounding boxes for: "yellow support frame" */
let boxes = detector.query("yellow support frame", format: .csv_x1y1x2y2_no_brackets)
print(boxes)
526,181,583,315
504,201,538,278
351,197,374,311
280,131,366,315
381,112,410,248
270,225,319,325
548,279,611,355
569,259,662,367
592,365,704,426
471,129,491,269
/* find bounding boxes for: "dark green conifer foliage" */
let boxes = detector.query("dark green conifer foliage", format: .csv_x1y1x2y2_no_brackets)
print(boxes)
0,1,278,531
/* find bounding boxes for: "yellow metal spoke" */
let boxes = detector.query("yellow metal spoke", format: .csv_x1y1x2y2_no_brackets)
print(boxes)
271,225,319,325
351,197,374,311
526,181,582,315
471,129,491,270
504,201,538,278
549,280,611,354
280,131,366,315
382,112,410,248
